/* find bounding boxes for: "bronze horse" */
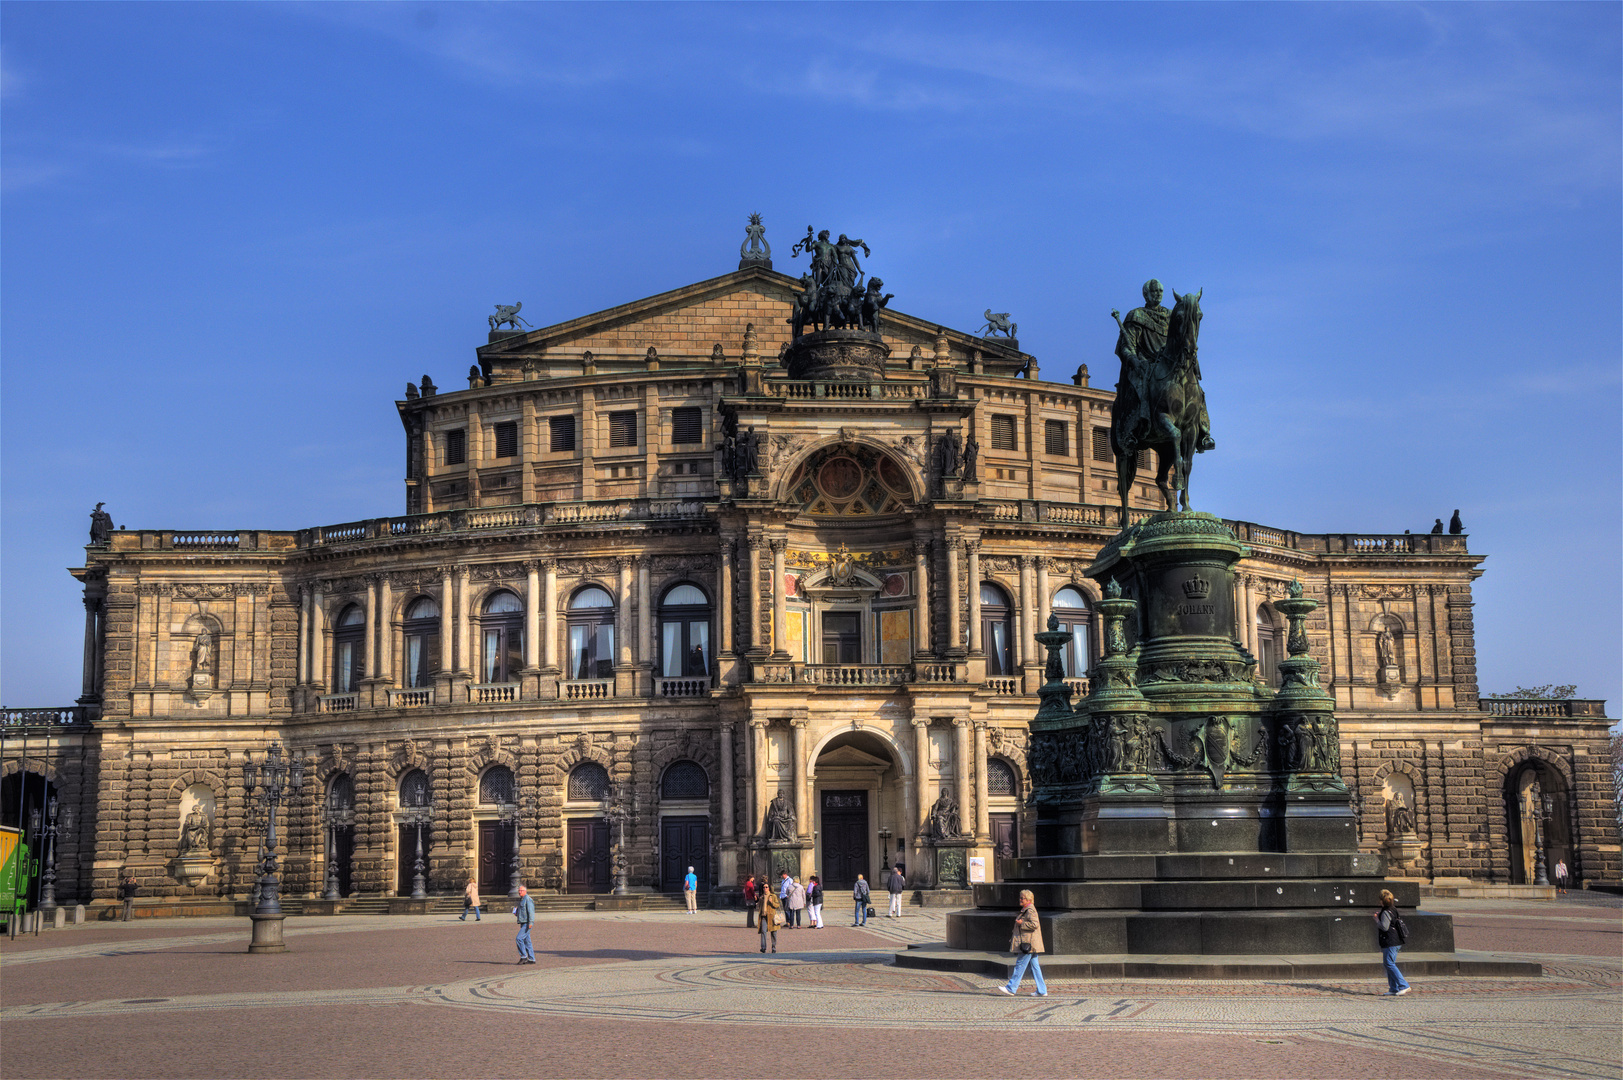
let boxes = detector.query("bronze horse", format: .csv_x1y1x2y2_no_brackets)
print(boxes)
1110,288,1213,525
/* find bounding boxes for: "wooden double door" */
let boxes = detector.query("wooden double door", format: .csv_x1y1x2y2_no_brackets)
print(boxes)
990,812,1019,881
566,818,611,893
478,821,514,895
660,817,709,891
820,790,869,889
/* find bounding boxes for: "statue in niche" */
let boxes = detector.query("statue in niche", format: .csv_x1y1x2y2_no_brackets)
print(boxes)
935,428,961,479
764,792,796,842
89,503,114,545
927,789,963,839
1386,800,1416,837
962,435,979,482
189,629,214,690
178,805,212,855
1376,626,1398,674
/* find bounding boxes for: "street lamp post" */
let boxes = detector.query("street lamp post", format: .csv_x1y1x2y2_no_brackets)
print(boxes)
497,793,537,899
607,785,631,896
322,787,353,902
34,797,73,913
242,741,305,953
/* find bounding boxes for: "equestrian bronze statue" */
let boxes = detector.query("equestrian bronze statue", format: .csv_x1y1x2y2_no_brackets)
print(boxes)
1109,279,1214,526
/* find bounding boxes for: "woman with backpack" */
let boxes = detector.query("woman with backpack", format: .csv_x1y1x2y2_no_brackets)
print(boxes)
1374,889,1411,996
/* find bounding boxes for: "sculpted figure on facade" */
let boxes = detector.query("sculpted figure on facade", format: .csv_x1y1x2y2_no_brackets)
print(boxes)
89,503,114,545
178,805,212,856
927,789,963,839
764,791,796,841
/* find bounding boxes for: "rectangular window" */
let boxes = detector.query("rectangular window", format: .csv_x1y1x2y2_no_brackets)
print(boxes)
1091,427,1113,462
1137,449,1153,472
1044,419,1068,456
609,411,638,447
493,421,518,458
990,415,1017,451
549,416,576,452
670,406,702,445
445,428,467,465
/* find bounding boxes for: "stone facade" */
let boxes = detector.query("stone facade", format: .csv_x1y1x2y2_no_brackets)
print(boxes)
3,263,1617,906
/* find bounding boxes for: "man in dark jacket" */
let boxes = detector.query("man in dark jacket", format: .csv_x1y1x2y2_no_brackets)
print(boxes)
1374,889,1411,996
852,874,870,926
119,874,139,922
887,866,907,917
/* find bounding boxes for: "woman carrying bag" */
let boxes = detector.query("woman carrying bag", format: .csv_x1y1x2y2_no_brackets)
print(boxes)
997,889,1047,997
758,879,783,953
1374,889,1411,996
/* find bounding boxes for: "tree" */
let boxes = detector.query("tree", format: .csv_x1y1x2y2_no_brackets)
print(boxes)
1490,684,1578,699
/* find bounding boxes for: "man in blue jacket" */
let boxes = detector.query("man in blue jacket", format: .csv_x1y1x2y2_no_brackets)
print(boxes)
683,866,699,914
514,884,536,965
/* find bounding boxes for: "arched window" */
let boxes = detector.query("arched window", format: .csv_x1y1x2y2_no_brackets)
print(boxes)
980,583,1013,677
479,765,515,806
333,604,366,693
660,760,709,800
399,768,431,808
327,772,356,813
659,583,711,678
1052,586,1092,678
987,758,1017,798
480,590,524,683
567,586,616,680
1257,605,1283,687
403,597,439,688
567,761,610,802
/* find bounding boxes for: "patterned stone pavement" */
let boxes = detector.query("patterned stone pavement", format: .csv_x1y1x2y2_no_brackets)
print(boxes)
1,896,1617,1079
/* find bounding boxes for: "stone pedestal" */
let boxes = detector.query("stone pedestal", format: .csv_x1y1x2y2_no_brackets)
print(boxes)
782,329,889,381
168,855,213,888
932,841,975,889
247,913,287,954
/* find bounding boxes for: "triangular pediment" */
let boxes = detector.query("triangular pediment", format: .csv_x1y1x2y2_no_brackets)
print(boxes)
476,265,1027,380
815,744,892,769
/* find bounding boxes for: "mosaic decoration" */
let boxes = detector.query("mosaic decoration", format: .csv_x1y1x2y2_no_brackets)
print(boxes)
787,444,914,517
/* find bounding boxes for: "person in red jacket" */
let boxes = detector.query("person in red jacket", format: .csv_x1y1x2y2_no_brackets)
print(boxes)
743,875,758,928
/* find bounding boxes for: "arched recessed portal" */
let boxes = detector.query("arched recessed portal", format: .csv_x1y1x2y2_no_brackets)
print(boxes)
810,731,901,890
1504,758,1571,885
0,769,57,908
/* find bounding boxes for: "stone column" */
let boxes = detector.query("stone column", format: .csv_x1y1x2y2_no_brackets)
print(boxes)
912,719,931,838
749,720,767,839
1036,557,1051,638
617,558,635,668
973,721,990,842
78,595,97,698
913,542,931,656
791,718,808,839
770,538,788,659
945,537,962,653
378,575,393,684
524,562,541,670
954,719,972,837
719,722,735,841
637,556,653,683
311,582,326,689
297,586,311,686
718,541,734,656
542,560,558,671
455,567,471,676
966,541,982,654
364,576,379,679
1241,575,1255,655
747,536,764,654
1016,557,1032,668
438,567,454,676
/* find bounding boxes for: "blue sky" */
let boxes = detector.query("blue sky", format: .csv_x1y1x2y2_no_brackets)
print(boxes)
3,2,1619,710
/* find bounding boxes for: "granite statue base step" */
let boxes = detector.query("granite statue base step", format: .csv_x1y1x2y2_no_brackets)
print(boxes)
1001,852,1385,881
916,889,976,908
893,944,1542,980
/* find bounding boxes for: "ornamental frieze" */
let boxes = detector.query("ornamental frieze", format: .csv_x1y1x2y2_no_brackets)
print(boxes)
1358,584,1414,600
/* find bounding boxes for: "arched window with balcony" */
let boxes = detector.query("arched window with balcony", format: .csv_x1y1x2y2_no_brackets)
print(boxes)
402,597,439,688
980,583,1014,676
567,586,616,680
480,590,524,684
333,604,366,692
658,583,711,678
1052,586,1093,678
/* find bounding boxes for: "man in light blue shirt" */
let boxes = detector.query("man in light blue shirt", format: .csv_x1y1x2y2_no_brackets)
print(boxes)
513,884,536,964
683,866,699,913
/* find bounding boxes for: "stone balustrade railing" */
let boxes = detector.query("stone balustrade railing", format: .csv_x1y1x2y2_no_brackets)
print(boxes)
1479,698,1609,718
319,693,358,712
767,380,926,401
655,677,711,698
388,688,434,708
469,683,519,704
1,707,92,729
984,678,1021,696
560,679,613,701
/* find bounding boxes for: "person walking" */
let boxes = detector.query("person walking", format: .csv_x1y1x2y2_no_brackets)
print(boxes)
1374,889,1410,996
806,874,823,929
513,884,536,965
743,875,758,928
997,889,1047,996
119,873,139,922
852,873,871,926
683,866,699,914
460,877,482,921
787,876,806,928
1554,860,1569,895
887,865,907,917
758,879,783,953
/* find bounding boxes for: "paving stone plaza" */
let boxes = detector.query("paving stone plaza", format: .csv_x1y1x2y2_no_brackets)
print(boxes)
1,894,1617,1079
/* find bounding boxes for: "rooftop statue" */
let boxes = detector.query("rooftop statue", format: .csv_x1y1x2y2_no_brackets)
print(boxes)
490,302,532,332
89,502,114,545
980,310,1017,338
1108,279,1214,525
739,212,772,269
788,227,882,338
